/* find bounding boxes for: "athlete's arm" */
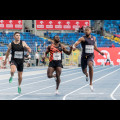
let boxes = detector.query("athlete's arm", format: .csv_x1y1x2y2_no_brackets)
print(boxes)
94,37,104,56
73,37,85,51
4,43,11,65
22,41,31,53
62,45,73,55
44,45,51,59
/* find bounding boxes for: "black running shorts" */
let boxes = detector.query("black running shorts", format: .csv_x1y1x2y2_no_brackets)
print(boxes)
81,54,94,70
10,60,24,72
49,60,63,68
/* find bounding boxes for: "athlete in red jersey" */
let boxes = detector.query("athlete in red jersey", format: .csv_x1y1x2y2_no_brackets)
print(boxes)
44,35,73,94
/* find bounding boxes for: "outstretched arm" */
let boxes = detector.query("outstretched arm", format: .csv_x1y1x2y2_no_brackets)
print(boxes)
62,45,73,55
44,45,51,59
73,37,85,51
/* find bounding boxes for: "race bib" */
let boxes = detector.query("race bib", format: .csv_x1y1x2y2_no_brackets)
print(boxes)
14,51,23,59
53,52,61,60
85,45,94,53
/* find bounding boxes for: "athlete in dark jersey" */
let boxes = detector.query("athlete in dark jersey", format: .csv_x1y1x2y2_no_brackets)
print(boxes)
4,32,31,94
73,26,104,91
44,35,73,94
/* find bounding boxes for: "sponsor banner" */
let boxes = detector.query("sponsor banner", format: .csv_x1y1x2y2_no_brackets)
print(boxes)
36,20,90,30
0,20,23,29
94,47,120,65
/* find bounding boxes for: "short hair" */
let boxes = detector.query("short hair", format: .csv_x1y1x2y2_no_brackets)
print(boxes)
84,26,91,30
53,35,59,40
14,32,20,36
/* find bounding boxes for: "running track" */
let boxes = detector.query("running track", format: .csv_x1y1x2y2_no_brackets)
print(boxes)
0,65,120,100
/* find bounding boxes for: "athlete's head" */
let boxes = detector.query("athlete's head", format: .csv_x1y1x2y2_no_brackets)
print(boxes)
14,32,20,41
84,26,91,37
53,35,60,43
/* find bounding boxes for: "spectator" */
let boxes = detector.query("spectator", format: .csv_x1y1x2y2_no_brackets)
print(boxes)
81,26,84,33
111,43,115,48
24,53,31,67
2,30,6,37
35,52,39,66
37,45,41,52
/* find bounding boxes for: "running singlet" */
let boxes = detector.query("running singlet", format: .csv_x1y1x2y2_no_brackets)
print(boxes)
11,40,24,63
81,35,95,56
49,44,63,62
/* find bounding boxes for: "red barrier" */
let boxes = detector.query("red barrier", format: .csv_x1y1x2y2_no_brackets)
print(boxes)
0,20,23,29
94,47,120,65
36,20,90,30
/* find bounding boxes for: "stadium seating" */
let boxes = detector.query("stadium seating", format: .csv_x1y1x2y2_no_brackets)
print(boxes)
0,32,51,53
104,20,120,33
45,32,120,48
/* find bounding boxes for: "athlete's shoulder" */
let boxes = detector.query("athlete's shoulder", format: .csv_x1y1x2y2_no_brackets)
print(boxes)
78,36,85,42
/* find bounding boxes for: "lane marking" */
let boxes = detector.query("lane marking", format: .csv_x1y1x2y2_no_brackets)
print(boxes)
63,67,120,100
110,83,120,100
12,66,118,100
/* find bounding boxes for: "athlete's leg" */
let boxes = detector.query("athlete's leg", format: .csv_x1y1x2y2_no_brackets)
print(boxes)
47,67,56,78
82,68,88,77
9,64,16,83
55,67,62,90
10,65,16,77
18,71,23,87
88,61,93,85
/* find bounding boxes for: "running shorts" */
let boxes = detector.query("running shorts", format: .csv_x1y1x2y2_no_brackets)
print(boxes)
49,60,63,68
10,60,24,72
81,54,94,70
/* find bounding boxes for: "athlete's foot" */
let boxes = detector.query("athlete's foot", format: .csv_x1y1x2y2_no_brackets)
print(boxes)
90,85,94,92
55,90,59,95
86,76,89,82
9,77,13,83
86,73,89,82
18,87,21,94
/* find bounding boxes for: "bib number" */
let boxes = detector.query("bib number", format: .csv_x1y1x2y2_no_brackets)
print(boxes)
85,45,94,53
14,51,23,59
53,53,61,60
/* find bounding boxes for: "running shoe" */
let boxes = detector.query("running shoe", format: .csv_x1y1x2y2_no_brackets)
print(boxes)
86,76,89,82
18,87,21,94
55,90,59,95
90,85,94,92
9,77,13,83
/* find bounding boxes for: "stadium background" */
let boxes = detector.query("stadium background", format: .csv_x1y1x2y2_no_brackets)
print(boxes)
0,20,120,68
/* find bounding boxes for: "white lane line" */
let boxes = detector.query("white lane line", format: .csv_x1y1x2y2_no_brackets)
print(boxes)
12,66,117,100
0,65,102,85
0,67,81,81
63,67,120,100
110,83,120,100
0,66,111,92
0,71,84,92
0,93,18,95
78,93,104,95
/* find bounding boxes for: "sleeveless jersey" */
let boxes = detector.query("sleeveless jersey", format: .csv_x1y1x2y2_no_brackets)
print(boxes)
49,44,63,62
81,35,95,56
11,40,24,63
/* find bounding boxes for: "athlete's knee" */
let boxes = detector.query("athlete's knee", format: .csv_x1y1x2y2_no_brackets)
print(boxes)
82,69,87,74
56,78,61,83
88,62,93,68
47,74,53,78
